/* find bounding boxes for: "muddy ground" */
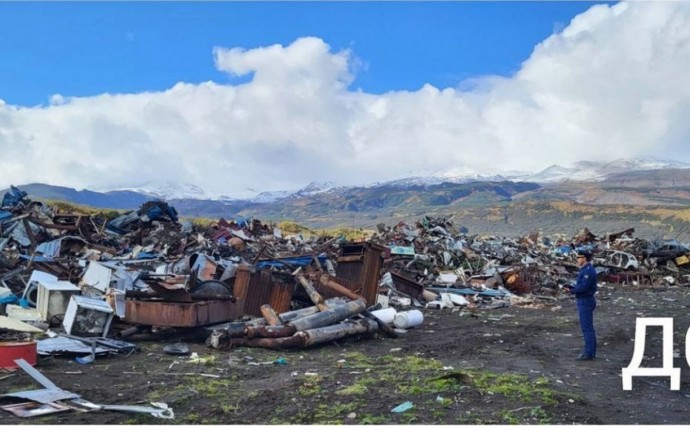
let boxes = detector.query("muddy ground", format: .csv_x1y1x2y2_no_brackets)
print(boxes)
3,284,690,425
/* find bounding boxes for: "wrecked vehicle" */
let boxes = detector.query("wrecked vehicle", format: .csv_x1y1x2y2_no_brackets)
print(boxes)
648,239,689,261
600,250,639,271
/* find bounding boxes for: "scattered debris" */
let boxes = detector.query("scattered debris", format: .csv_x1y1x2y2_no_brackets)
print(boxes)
1,358,174,419
2,186,690,419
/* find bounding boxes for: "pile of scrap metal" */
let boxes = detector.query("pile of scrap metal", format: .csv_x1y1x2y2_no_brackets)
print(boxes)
371,218,690,310
205,240,402,350
2,185,690,358
1,186,401,355
207,270,399,350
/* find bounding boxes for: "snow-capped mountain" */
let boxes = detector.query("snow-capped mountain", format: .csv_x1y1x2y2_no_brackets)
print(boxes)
525,158,690,183
107,181,210,200
526,164,604,183
214,182,339,203
100,157,690,201
393,158,690,186
380,166,520,187
250,190,295,203
291,181,337,197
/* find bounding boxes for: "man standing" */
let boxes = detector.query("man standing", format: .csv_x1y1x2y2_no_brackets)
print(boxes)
566,251,598,361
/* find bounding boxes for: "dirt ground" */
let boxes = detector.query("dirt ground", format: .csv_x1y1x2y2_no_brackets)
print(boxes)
3,283,690,425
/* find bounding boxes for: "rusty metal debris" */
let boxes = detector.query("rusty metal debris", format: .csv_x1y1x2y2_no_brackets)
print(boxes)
1,187,690,360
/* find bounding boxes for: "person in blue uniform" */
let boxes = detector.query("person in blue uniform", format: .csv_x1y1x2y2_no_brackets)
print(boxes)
565,251,598,361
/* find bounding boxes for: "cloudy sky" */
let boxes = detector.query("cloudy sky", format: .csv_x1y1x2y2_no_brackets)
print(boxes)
1,1,689,199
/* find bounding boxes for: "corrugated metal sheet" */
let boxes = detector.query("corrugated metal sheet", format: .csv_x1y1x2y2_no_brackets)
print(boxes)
360,244,385,306
335,243,386,307
37,336,111,355
233,267,296,317
267,272,295,314
242,270,273,317
233,265,251,315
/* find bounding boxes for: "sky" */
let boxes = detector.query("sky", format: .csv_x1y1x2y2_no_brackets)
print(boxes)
1,1,689,199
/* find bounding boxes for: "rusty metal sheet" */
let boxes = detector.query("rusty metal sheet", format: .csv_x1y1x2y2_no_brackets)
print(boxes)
334,243,385,307
124,299,240,327
243,271,295,315
360,244,385,306
334,261,362,283
146,281,193,302
241,270,273,317
267,276,294,314
233,265,251,299
232,265,251,316
389,271,423,299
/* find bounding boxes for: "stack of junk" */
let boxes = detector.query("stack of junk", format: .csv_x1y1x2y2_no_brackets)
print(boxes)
2,185,690,366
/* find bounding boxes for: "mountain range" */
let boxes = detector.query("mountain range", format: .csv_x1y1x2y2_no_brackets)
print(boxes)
79,157,690,202
3,158,690,238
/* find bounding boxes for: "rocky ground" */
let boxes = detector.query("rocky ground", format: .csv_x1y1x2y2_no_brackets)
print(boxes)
3,284,690,425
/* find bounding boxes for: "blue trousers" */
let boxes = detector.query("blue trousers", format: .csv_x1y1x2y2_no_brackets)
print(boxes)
577,297,597,357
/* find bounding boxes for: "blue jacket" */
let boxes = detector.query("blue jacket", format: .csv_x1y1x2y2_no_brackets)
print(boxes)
572,263,597,298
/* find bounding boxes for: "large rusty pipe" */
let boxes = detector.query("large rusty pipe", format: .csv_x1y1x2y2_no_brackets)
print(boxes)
296,275,327,311
260,304,283,326
233,318,379,349
290,299,366,332
302,318,379,346
244,299,367,339
226,299,348,338
318,274,366,303
244,324,297,339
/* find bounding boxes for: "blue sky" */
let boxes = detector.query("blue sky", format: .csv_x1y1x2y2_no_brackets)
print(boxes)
1,1,599,107
1,1,689,198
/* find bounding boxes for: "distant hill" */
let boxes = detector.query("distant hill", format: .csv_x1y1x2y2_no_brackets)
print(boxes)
4,167,690,240
524,168,690,206
0,183,156,210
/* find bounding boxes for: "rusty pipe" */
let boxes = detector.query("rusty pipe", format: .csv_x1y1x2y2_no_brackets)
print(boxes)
302,318,379,346
233,318,379,349
244,299,366,339
225,300,347,338
289,299,367,332
244,324,298,339
318,274,366,302
260,304,283,326
296,275,327,311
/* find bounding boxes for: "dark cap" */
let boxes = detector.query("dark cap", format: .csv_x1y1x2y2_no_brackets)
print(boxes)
577,251,592,261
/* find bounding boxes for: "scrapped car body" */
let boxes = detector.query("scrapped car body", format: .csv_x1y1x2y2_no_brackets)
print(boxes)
649,240,689,260
605,250,639,270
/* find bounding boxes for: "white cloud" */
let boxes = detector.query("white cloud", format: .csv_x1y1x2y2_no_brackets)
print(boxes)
1,2,690,198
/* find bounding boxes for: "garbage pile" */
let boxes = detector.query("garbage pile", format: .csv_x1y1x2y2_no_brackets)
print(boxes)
2,186,690,362
372,217,690,310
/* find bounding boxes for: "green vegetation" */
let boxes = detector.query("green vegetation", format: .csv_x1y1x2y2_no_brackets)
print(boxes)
17,338,577,426
298,374,323,397
470,371,557,404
